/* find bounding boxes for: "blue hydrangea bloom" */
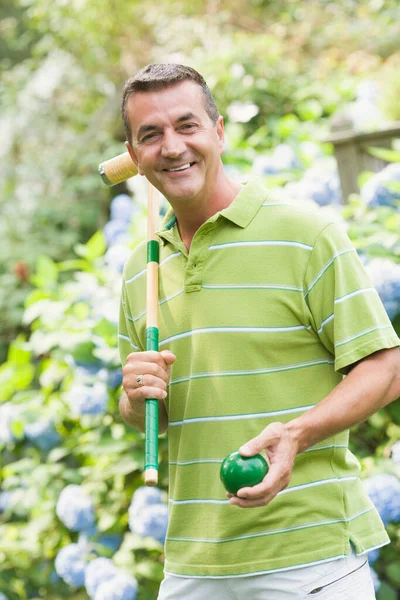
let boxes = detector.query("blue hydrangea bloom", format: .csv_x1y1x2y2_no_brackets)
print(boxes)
283,159,343,206
110,194,137,222
361,163,400,208
253,144,300,176
363,474,400,525
391,440,400,464
107,369,123,390
370,567,381,592
129,486,164,515
368,548,379,564
104,245,132,274
67,382,108,416
56,484,96,532
96,534,123,554
95,573,139,600
0,490,16,512
25,419,61,451
365,259,400,320
0,402,20,444
85,557,119,598
103,220,130,247
0,593,9,600
129,503,168,545
55,543,87,587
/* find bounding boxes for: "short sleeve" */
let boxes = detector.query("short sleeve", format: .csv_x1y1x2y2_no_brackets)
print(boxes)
118,280,143,367
303,221,400,375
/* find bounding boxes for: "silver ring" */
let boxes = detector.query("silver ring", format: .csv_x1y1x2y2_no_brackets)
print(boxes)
135,375,144,388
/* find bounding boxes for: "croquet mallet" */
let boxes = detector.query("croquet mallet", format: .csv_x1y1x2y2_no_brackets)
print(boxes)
99,152,160,486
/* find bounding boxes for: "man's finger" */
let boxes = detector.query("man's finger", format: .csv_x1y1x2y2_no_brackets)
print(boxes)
239,425,281,457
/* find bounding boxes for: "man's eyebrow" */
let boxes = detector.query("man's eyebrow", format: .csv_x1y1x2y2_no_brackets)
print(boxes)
137,112,200,138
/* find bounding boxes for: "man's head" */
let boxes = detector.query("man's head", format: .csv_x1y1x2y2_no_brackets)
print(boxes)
121,64,219,145
121,64,227,205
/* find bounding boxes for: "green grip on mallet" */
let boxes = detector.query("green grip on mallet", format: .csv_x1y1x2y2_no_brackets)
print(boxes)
145,326,159,473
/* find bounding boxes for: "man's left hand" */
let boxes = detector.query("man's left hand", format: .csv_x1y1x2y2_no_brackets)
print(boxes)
227,422,299,508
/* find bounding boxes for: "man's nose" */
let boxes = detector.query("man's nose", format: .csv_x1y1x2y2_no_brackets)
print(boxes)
161,130,186,158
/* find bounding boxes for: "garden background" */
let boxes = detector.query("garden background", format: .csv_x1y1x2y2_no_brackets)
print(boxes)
1,0,400,598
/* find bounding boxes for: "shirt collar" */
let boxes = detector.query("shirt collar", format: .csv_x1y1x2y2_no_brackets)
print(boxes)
156,177,270,243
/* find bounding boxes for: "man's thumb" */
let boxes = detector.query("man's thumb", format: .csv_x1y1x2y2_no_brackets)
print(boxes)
160,350,176,364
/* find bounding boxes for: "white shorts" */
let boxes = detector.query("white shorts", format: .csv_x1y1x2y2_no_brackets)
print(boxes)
157,551,376,599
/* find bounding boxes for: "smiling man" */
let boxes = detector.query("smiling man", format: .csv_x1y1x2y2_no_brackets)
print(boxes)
118,64,400,600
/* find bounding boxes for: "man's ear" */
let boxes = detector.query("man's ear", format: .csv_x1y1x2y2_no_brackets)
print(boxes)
216,116,226,155
125,141,144,176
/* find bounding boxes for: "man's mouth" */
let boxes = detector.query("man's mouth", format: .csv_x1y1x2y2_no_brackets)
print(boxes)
163,162,196,173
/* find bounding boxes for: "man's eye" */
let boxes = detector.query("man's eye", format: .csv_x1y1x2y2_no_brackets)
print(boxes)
142,133,159,142
181,124,196,130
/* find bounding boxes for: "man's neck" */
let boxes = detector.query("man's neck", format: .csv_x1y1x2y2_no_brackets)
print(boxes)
170,175,244,251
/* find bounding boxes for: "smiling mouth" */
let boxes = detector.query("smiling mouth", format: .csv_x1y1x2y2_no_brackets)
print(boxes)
163,162,196,173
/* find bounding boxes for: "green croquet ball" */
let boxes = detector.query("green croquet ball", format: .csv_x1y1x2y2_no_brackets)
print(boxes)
220,451,268,495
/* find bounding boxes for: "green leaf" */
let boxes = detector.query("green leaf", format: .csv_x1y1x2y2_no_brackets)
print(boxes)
135,559,164,581
386,562,400,586
30,255,58,288
296,99,323,121
366,146,400,163
74,231,106,262
8,336,31,366
376,581,397,600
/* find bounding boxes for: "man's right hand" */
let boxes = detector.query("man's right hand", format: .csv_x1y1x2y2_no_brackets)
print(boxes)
120,350,176,433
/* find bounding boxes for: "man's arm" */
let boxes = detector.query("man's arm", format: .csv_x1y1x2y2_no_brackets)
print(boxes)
287,346,400,453
228,347,400,508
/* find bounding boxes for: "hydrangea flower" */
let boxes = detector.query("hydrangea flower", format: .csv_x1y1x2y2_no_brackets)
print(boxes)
283,158,342,206
106,368,123,390
367,548,379,564
129,486,164,513
0,402,20,444
85,557,118,598
67,381,108,416
54,543,88,587
391,440,400,463
363,473,400,525
253,144,300,176
105,244,132,274
95,573,139,600
0,490,16,512
129,503,168,545
109,194,136,220
370,567,381,592
103,220,130,247
0,593,9,600
361,163,400,208
56,484,96,532
364,258,400,320
25,419,61,451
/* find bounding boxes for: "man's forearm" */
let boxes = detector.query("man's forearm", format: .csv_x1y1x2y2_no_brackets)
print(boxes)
119,392,169,435
287,347,400,453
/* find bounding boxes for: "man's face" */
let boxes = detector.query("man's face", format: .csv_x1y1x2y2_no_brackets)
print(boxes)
125,81,225,203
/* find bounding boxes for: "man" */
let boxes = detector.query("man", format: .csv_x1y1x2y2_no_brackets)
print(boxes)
118,64,400,599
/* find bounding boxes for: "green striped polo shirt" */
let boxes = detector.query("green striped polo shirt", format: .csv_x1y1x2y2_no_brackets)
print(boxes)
119,177,399,578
